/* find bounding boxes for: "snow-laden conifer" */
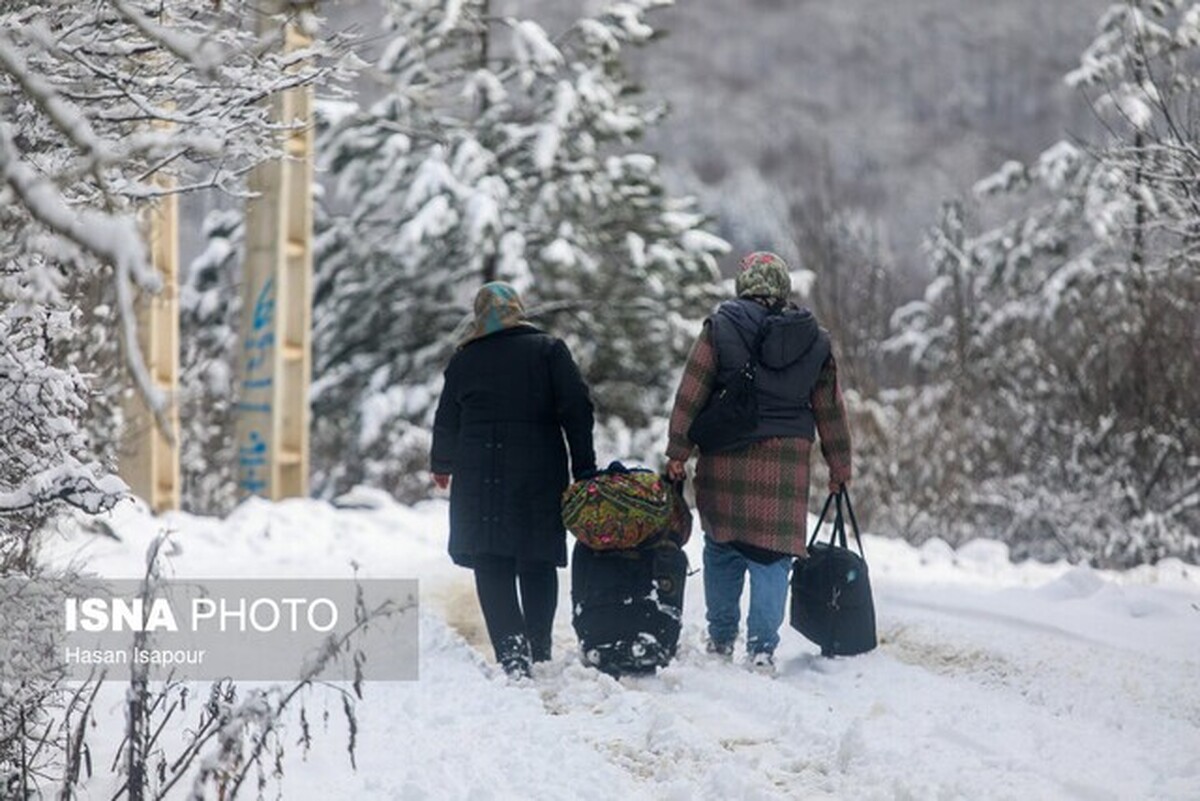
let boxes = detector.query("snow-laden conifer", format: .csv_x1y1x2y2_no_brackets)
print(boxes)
312,0,726,499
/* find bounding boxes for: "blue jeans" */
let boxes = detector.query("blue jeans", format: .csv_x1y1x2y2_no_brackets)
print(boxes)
703,536,791,655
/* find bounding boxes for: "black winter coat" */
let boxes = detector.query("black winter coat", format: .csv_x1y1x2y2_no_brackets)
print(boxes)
431,326,596,568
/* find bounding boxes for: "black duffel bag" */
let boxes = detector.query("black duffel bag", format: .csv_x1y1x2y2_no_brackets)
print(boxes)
790,488,877,657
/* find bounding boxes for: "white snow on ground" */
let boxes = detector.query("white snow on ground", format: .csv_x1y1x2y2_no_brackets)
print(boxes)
42,491,1200,800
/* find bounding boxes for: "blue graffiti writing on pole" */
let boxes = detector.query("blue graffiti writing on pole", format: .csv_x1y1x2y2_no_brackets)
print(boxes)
252,276,275,330
237,430,268,494
238,277,276,495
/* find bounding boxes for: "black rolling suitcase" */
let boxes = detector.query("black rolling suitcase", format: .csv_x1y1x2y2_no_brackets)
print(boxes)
571,538,688,676
569,478,692,676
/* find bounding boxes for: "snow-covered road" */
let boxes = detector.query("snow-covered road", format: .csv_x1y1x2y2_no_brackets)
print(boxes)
44,492,1200,800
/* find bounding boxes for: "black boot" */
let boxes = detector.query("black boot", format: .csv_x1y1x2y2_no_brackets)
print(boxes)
474,563,532,677
528,635,552,664
496,633,532,680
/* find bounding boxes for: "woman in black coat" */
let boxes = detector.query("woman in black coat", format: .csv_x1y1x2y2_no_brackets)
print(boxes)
431,282,596,678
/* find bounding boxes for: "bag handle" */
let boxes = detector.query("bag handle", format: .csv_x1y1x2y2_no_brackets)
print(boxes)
842,484,866,558
806,491,837,548
806,485,867,559
833,493,849,550
599,460,655,476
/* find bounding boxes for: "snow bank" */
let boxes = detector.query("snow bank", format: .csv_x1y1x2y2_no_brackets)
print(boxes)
42,495,1200,800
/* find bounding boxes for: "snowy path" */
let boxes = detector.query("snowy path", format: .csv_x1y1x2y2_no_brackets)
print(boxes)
45,494,1200,800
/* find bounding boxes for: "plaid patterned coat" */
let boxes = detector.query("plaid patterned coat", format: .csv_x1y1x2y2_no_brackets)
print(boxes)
666,323,852,556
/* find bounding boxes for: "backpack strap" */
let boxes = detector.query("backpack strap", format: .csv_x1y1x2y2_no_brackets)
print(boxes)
710,309,769,375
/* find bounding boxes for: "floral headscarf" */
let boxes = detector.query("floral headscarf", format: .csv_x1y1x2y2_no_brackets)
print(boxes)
735,251,792,301
461,282,532,345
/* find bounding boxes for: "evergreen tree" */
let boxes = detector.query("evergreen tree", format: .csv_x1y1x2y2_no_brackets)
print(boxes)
882,1,1200,566
179,210,244,516
312,0,726,500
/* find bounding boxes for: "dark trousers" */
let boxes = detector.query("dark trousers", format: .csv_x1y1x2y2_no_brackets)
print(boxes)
472,559,558,664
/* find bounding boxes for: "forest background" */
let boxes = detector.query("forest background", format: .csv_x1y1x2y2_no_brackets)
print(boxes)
4,0,1197,576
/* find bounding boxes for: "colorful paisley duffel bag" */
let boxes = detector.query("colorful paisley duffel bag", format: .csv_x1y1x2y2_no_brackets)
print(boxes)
561,462,672,550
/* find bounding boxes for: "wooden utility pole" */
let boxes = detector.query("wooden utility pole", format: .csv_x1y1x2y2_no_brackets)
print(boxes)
121,185,180,513
235,14,314,500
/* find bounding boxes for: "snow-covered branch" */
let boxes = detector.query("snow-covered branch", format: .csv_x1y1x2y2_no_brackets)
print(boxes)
0,1,356,516
0,462,127,516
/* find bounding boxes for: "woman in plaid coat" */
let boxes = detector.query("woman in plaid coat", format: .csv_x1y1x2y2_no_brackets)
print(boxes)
665,252,852,672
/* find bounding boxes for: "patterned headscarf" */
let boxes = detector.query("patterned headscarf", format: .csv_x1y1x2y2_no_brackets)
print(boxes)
461,282,532,345
735,251,792,301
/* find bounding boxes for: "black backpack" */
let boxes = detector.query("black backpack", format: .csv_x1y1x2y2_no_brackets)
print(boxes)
790,488,877,657
688,310,819,454
687,352,757,454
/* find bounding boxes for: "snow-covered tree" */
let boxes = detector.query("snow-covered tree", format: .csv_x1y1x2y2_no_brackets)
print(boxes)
787,166,899,396
881,1,1200,566
0,310,126,571
179,210,244,516
312,0,726,500
0,305,119,796
0,7,352,790
1,2,351,518
0,1,345,415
